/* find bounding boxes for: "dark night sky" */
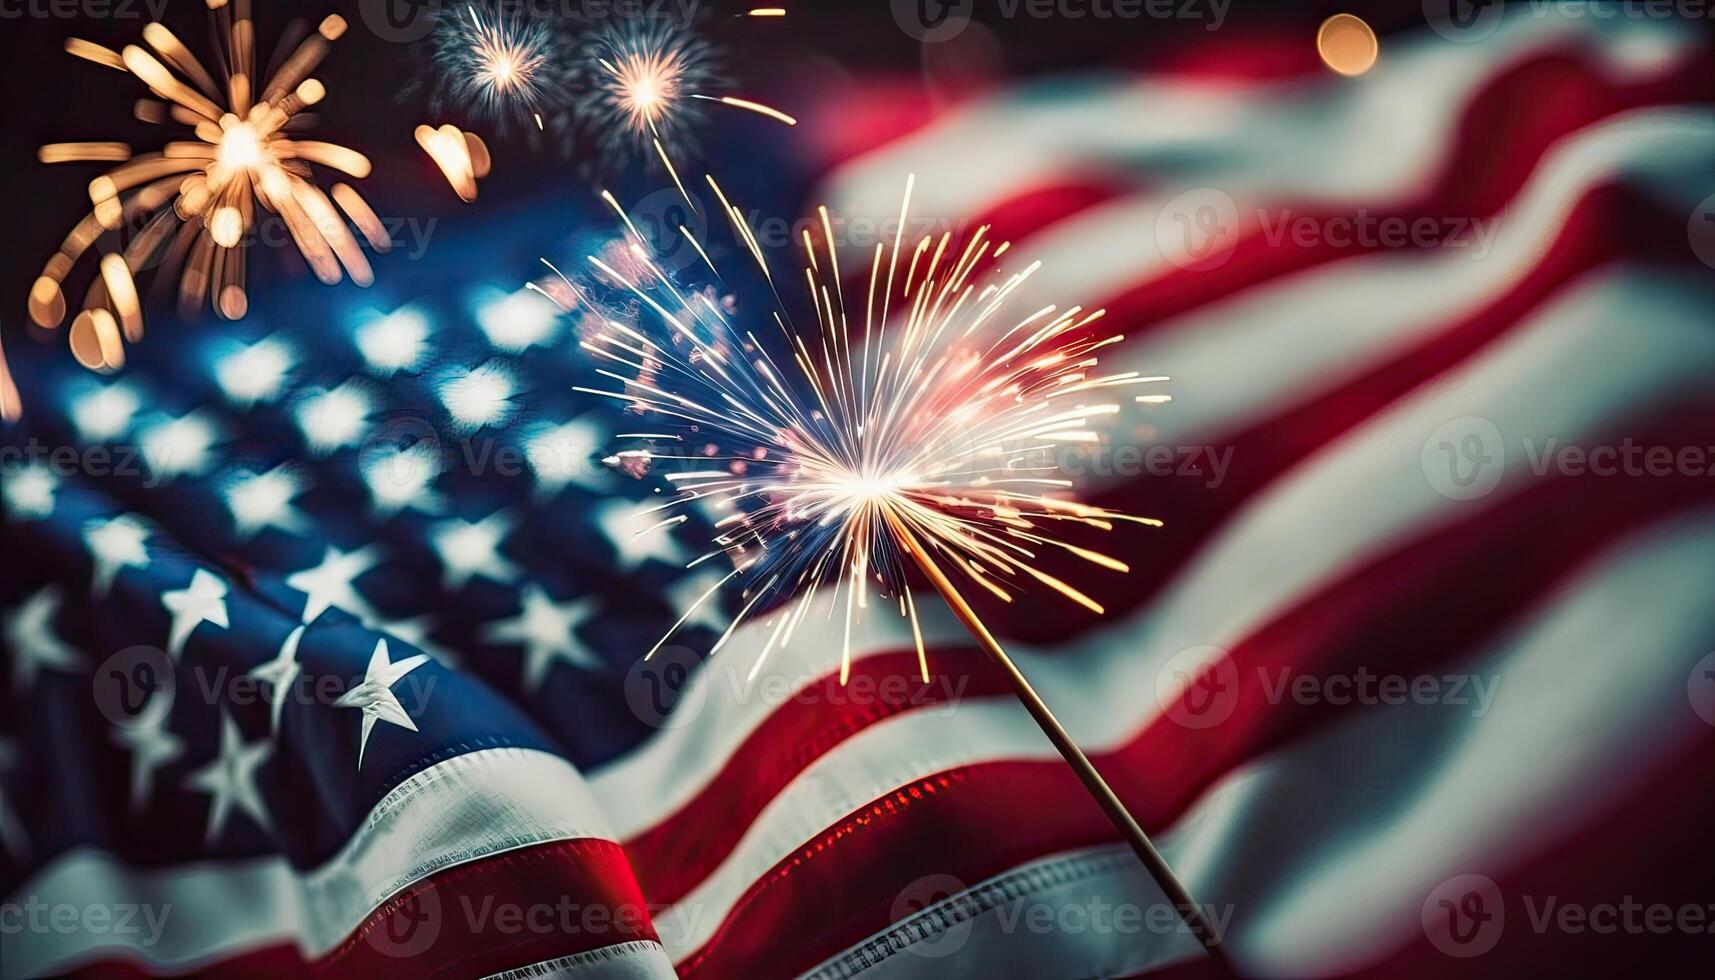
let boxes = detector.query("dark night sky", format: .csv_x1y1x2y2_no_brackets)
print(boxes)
0,0,1440,367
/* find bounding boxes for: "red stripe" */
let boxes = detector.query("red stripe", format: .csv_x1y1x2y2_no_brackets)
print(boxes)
672,428,1715,975
1087,50,1708,341
622,182,1695,904
316,838,658,980
973,179,1135,251
1348,734,1715,979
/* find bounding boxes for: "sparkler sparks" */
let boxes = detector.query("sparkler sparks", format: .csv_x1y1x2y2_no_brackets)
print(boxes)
561,175,1165,686
27,0,388,372
560,176,1228,960
427,2,572,134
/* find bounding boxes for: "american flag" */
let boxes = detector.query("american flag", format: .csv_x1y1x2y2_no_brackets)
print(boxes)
3,3,1714,978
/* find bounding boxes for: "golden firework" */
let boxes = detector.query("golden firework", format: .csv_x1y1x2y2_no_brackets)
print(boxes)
28,0,390,372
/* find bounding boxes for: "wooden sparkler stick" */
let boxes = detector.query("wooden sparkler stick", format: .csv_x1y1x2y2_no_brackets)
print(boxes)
884,510,1233,970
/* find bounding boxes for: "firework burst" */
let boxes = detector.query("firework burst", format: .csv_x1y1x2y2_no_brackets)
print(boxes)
28,0,389,372
426,2,573,134
557,175,1227,959
575,15,795,196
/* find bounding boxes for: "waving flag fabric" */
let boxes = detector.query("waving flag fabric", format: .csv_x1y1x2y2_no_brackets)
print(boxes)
3,8,1714,979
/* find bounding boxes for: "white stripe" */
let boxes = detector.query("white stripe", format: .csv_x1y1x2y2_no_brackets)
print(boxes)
799,845,1202,980
1,748,652,978
822,13,1694,226
806,507,1715,977
481,941,678,980
635,268,1715,958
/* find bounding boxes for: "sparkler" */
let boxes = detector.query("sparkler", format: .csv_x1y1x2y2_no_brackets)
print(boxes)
426,2,572,134
557,176,1228,960
576,15,796,200
28,0,389,372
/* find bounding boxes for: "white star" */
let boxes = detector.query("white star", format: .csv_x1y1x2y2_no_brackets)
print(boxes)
474,286,560,353
83,513,151,596
5,586,81,692
373,614,460,668
284,545,381,624
161,569,230,658
295,381,375,455
437,360,517,433
483,585,600,691
355,306,431,375
184,712,271,844
223,465,309,539
71,381,139,442
248,626,305,735
3,464,57,520
361,442,444,515
595,499,689,569
113,723,183,812
214,336,296,407
525,417,613,497
139,411,222,481
429,511,520,590
0,739,27,861
334,639,430,770
667,569,732,633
